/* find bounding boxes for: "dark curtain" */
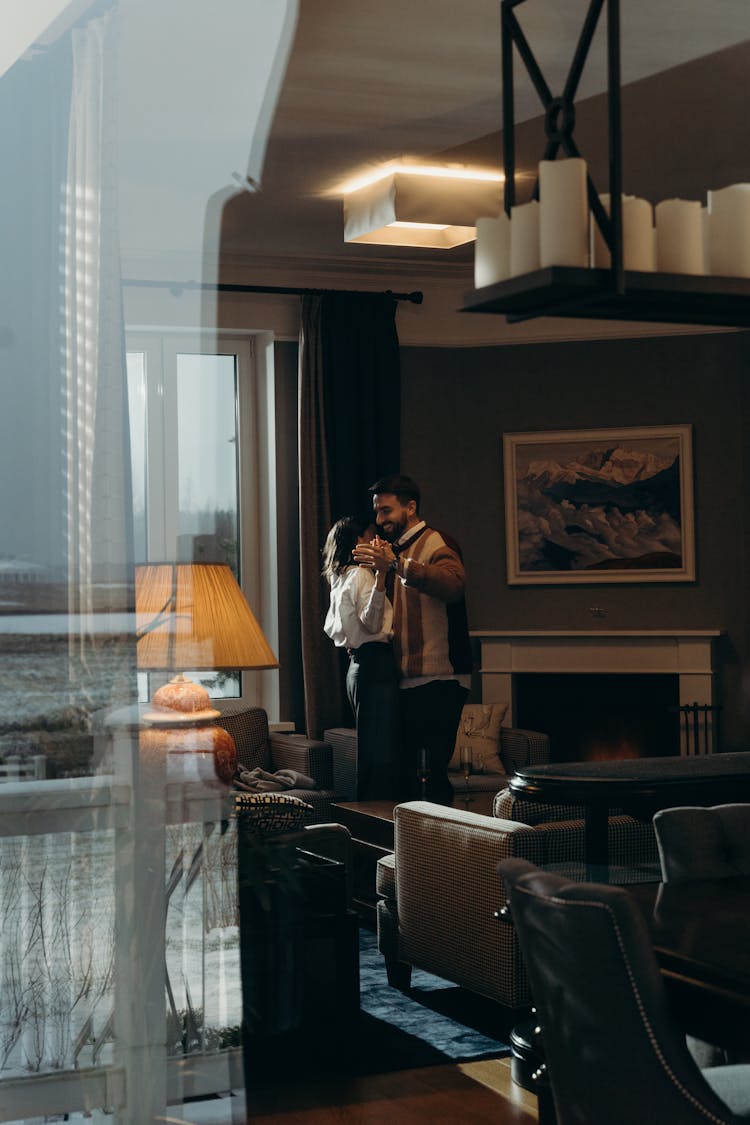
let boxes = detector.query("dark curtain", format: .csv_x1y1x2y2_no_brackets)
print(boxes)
298,293,401,738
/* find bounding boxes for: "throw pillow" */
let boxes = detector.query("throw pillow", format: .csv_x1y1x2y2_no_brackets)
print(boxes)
234,791,313,836
449,702,509,773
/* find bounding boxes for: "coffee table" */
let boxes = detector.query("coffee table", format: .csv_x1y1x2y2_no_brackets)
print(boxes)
334,794,497,921
509,751,750,880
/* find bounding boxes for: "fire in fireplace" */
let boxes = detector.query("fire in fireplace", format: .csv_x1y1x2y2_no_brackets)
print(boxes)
515,673,681,764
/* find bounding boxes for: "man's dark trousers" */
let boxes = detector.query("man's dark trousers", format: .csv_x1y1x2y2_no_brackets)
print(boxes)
398,679,468,804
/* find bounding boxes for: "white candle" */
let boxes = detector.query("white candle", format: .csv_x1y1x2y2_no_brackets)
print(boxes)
591,193,610,268
474,213,511,288
655,199,705,274
509,200,540,276
707,184,750,277
539,158,589,268
591,194,654,271
623,196,655,272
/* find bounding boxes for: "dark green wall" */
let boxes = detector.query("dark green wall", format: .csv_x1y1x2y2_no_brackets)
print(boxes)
400,331,750,748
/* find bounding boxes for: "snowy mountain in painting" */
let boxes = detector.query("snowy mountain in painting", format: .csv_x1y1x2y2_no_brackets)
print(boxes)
515,445,683,574
525,446,672,489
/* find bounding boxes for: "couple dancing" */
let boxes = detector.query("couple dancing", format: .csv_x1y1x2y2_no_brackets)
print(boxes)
323,473,471,805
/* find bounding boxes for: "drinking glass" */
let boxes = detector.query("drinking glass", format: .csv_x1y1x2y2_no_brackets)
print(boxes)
418,747,431,799
459,745,474,803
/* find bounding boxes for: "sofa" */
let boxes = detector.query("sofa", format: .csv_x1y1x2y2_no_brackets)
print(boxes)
375,784,661,1011
323,717,548,801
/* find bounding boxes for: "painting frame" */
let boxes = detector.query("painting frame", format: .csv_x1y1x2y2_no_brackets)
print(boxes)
503,424,695,585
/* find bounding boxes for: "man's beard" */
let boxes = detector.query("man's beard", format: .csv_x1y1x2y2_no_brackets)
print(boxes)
379,516,406,543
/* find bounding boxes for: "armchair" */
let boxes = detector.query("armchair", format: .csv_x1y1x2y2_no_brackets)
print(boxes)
652,802,750,1066
215,701,335,822
499,859,750,1125
376,779,660,1010
654,803,750,882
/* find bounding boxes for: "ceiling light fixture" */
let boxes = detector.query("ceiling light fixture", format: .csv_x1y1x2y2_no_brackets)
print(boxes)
342,163,504,249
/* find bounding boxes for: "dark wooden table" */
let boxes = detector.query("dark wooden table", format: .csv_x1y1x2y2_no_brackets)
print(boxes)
628,875,750,1054
509,751,750,880
333,794,497,921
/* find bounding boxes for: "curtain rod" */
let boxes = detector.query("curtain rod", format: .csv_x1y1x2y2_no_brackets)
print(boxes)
122,278,423,304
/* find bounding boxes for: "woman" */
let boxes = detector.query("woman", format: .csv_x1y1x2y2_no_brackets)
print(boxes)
322,517,399,799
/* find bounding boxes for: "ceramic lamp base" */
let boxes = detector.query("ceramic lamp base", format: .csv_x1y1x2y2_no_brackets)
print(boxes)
140,720,237,785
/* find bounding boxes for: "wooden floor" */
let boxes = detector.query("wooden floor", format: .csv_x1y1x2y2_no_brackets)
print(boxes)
246,1057,539,1123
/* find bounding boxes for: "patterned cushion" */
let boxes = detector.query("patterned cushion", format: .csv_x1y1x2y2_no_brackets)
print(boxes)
234,792,313,836
449,702,509,772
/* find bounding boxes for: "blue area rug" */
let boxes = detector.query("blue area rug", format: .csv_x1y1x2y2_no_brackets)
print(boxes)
244,924,511,1083
356,926,510,1067
245,927,510,1084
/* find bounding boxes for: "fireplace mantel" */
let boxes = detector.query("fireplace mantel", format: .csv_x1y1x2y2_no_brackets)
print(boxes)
471,630,723,755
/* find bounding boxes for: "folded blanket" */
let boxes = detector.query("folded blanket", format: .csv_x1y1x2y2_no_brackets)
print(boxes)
234,765,318,793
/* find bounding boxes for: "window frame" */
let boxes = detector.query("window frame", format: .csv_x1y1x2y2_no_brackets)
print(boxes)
125,327,279,718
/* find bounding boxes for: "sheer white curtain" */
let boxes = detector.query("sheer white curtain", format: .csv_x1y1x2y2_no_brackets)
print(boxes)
64,9,132,634
0,7,131,1086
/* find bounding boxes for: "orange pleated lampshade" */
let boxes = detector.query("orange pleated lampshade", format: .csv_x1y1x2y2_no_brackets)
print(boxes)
135,563,278,671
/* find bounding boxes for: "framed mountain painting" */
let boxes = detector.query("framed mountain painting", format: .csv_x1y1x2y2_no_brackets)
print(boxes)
502,425,695,584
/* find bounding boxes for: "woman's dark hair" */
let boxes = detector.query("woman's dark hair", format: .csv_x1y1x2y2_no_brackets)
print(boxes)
322,516,362,580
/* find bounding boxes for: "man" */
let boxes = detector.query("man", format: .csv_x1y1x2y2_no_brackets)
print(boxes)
353,474,471,804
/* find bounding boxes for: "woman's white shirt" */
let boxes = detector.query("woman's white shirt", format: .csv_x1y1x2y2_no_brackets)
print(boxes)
324,566,393,649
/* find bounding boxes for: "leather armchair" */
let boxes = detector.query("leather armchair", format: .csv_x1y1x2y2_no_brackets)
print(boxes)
654,803,750,882
499,858,750,1124
653,802,750,1067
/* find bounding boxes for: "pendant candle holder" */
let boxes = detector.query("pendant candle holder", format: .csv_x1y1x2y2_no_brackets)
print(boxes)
464,0,750,327
502,0,624,299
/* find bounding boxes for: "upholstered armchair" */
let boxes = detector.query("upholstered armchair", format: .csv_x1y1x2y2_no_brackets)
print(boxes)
654,803,750,882
376,784,660,1010
215,701,335,823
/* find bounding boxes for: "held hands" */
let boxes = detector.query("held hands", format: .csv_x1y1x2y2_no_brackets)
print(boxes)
352,535,395,574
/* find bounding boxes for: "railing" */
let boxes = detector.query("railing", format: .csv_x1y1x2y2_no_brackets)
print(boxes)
0,754,46,782
0,721,240,1124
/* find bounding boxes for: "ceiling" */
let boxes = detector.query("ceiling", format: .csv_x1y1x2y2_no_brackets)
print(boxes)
215,0,750,277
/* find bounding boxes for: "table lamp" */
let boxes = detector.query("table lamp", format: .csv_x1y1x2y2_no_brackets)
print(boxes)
135,562,278,784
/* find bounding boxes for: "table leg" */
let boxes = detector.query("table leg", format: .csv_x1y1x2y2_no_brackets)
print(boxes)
584,804,609,882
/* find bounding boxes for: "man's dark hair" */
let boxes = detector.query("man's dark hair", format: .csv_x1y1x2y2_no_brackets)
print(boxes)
369,474,421,513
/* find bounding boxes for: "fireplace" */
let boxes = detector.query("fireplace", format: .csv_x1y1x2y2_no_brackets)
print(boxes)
472,630,722,757
515,672,680,763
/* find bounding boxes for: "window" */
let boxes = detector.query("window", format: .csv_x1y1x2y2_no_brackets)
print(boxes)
126,331,279,715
